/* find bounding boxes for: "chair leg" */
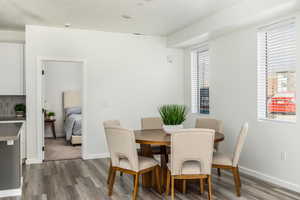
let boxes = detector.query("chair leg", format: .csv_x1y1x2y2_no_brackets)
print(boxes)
200,179,204,194
217,168,221,177
151,170,155,188
108,168,116,196
182,180,187,194
107,161,112,184
207,175,213,200
155,166,162,194
166,170,171,196
132,173,139,200
237,166,242,187
171,176,175,200
232,167,241,197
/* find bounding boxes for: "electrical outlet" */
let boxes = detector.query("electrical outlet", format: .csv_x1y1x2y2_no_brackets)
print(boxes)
281,152,287,161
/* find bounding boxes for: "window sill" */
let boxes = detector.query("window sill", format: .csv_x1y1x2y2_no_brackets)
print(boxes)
258,118,296,124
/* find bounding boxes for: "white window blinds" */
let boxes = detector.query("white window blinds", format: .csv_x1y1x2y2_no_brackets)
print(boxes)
257,19,296,122
191,46,209,114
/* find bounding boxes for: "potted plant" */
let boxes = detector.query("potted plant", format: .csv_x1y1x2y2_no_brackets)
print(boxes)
47,112,55,120
158,104,187,134
14,104,26,117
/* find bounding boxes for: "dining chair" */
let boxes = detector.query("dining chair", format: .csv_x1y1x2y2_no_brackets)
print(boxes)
103,120,122,184
104,124,161,200
196,118,224,176
166,129,215,200
212,122,248,197
141,117,163,155
141,117,163,130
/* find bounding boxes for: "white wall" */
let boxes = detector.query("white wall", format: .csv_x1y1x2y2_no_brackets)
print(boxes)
25,25,184,162
0,30,25,43
183,14,300,192
44,61,82,137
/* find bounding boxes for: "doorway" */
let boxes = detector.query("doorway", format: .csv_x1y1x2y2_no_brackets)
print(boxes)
37,58,87,162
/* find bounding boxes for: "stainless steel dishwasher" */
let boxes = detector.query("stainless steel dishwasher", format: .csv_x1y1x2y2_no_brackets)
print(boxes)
0,122,22,190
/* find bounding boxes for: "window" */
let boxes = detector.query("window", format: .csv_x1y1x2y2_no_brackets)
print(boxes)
257,19,296,122
191,46,209,114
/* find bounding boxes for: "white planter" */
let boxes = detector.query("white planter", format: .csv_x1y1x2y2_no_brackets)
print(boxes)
15,111,24,117
163,124,184,134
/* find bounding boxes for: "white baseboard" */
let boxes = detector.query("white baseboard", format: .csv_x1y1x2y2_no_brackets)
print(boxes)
0,188,21,198
82,152,110,160
25,158,43,165
239,166,300,193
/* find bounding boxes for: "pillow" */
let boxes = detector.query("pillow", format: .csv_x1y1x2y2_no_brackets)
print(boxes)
65,107,81,117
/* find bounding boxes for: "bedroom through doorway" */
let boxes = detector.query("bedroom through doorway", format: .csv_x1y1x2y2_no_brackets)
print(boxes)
42,60,83,161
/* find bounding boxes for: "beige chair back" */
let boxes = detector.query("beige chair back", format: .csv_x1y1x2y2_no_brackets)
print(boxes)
104,124,139,172
195,118,224,133
170,129,215,176
141,117,163,130
103,120,121,128
232,122,249,166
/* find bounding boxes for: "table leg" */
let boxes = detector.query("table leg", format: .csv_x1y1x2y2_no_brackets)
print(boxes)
51,122,56,139
160,145,168,189
140,144,153,187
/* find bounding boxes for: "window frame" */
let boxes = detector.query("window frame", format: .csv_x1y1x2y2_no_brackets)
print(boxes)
191,45,210,114
257,19,296,123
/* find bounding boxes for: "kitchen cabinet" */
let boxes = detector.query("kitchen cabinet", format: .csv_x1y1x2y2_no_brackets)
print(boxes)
0,43,24,95
0,122,22,194
0,120,26,161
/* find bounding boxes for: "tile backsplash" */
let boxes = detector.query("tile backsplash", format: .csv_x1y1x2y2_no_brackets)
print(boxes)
0,95,26,117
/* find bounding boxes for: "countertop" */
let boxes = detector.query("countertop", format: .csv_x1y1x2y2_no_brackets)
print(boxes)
0,122,23,141
0,116,26,121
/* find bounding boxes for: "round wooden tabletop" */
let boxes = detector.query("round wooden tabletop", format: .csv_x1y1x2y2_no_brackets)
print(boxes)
134,129,224,145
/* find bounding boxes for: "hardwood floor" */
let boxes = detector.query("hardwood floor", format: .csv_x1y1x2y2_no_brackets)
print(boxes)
1,158,299,200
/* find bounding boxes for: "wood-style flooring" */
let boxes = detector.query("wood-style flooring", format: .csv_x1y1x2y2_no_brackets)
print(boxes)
1,158,299,200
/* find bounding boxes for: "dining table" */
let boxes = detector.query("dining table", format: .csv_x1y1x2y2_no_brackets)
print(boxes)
134,129,225,188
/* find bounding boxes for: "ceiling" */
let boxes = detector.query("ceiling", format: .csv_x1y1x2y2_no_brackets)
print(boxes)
0,0,240,36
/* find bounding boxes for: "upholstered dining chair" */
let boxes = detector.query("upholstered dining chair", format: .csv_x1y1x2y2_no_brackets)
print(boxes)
166,129,215,200
141,117,163,130
141,117,163,155
104,123,161,200
196,118,224,175
103,120,122,184
212,122,249,197
195,118,224,150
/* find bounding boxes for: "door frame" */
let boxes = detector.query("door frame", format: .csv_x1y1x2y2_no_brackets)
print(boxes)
36,57,87,161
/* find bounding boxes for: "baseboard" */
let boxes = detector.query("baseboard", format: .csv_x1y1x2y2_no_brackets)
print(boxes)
25,158,43,165
238,166,300,193
82,152,110,160
0,188,21,198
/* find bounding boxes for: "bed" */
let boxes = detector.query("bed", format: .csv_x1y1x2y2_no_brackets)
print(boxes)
63,91,82,145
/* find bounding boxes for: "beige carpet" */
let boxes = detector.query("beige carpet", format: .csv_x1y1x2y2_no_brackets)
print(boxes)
45,138,81,161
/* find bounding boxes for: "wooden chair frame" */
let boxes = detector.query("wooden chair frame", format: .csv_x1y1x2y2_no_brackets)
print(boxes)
107,164,161,200
213,164,241,196
165,169,213,200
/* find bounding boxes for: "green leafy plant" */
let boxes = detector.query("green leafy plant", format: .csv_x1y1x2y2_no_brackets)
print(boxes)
14,104,26,112
47,112,55,117
158,104,187,125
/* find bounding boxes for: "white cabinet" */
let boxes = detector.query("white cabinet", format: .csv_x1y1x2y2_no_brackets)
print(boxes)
0,43,24,95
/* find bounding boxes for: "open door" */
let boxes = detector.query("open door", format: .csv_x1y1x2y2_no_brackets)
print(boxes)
41,63,46,161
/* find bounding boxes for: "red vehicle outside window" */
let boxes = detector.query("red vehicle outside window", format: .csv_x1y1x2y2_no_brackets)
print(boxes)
268,93,296,114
